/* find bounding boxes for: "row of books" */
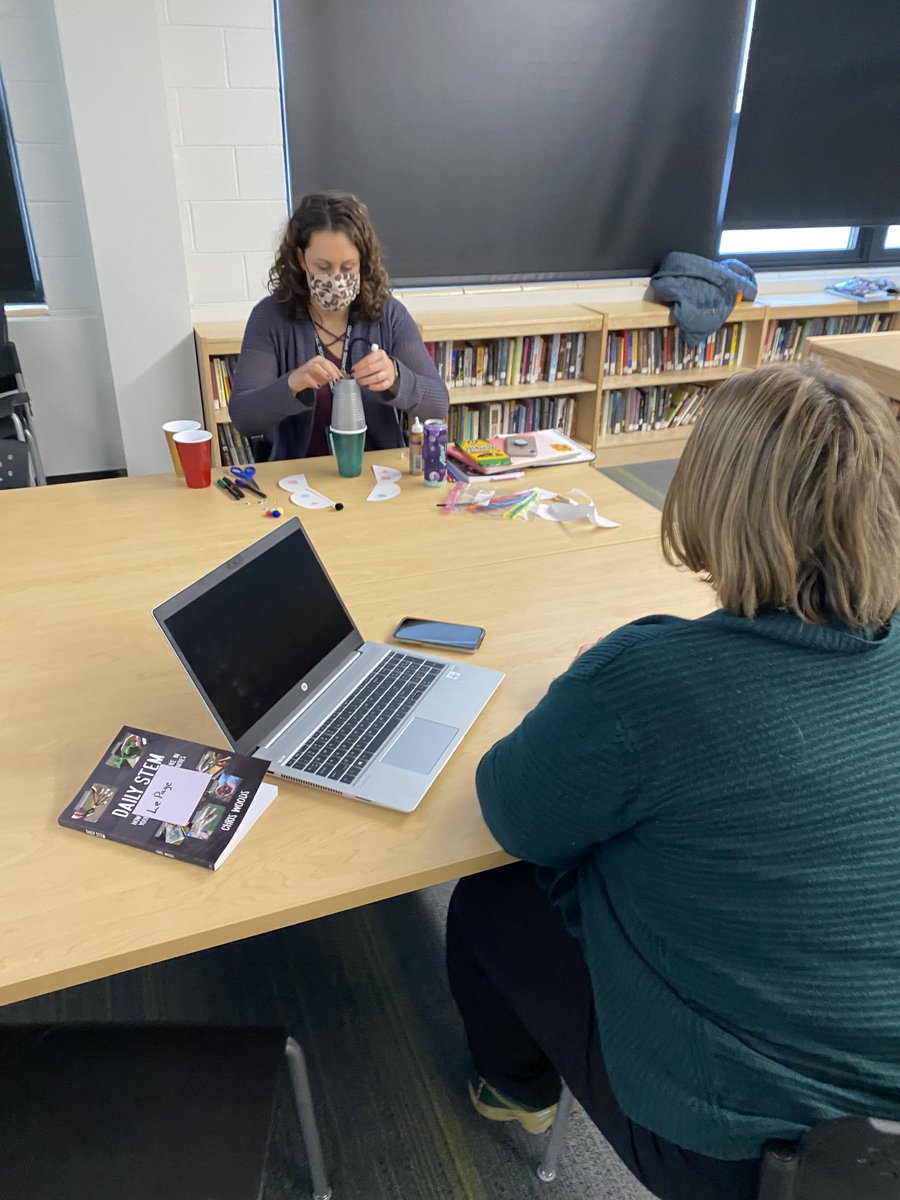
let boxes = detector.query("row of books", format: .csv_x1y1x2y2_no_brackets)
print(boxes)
605,324,744,376
424,333,587,388
447,395,576,443
601,384,708,435
761,313,895,363
209,355,239,409
218,422,255,467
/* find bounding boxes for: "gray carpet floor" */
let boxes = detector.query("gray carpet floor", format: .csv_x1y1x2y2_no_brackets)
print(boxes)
596,460,679,512
1,882,653,1200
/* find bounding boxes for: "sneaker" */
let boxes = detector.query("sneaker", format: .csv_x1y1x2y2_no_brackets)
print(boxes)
467,1073,558,1135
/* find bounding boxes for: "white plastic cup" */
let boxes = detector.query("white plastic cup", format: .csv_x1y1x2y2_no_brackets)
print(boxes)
163,419,201,474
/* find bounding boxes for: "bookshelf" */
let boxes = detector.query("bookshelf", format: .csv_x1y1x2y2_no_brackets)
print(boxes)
582,300,766,447
192,293,900,463
194,306,605,465
409,305,606,447
194,322,244,468
758,293,900,364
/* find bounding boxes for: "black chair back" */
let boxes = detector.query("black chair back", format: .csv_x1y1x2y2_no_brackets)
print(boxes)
0,1025,288,1200
0,439,31,487
0,340,23,395
759,1117,900,1199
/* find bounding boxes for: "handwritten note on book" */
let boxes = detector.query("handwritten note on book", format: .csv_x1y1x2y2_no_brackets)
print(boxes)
133,764,210,825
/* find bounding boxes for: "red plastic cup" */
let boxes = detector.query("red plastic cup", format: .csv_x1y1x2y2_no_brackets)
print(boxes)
173,429,212,488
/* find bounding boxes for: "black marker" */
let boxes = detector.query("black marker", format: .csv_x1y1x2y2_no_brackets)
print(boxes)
217,478,242,501
233,476,266,499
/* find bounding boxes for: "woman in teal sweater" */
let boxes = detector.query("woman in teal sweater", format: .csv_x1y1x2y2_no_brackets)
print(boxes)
447,362,900,1200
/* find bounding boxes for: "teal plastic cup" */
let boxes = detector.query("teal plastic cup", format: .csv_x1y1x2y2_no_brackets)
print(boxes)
328,426,366,478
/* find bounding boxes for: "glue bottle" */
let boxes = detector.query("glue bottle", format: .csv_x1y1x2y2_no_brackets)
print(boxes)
409,415,424,475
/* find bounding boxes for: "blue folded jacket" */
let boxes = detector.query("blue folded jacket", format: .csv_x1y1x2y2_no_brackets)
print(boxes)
650,252,758,348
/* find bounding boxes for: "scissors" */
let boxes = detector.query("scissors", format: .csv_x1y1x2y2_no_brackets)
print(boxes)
229,465,266,498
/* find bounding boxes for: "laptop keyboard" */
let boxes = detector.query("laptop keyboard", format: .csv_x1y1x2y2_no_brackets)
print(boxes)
285,651,445,785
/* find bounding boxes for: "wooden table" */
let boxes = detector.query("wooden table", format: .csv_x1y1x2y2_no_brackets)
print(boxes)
0,441,712,1005
805,330,900,406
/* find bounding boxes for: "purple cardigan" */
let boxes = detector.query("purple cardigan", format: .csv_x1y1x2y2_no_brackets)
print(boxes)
228,295,449,460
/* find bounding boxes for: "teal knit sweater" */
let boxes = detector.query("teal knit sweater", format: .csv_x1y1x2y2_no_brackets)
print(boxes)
476,609,900,1160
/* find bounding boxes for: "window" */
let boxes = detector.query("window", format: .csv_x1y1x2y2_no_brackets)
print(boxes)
719,228,856,256
0,68,43,304
717,0,900,269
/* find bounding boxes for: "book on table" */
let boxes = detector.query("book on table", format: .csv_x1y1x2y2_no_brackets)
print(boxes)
825,276,899,303
448,429,594,475
58,726,277,869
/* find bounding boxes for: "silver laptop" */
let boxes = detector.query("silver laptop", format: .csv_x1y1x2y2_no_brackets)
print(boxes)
152,517,503,813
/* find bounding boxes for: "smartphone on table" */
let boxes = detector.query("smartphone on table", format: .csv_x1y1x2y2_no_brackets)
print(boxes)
392,617,486,653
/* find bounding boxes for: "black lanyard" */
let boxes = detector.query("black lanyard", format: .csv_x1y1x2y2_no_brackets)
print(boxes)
312,321,353,391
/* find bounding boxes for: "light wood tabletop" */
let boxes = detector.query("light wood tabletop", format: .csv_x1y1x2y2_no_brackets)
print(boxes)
0,441,709,1005
1,447,677,593
805,330,900,404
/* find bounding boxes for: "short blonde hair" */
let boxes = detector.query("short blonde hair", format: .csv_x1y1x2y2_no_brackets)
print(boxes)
661,362,900,628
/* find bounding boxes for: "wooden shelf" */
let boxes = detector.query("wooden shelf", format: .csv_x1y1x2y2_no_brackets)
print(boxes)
602,365,745,390
212,410,232,424
596,425,693,448
411,304,604,342
757,292,900,320
192,322,244,352
447,378,596,406
583,300,765,330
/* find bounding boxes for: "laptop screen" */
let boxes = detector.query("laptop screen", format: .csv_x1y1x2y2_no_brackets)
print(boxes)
157,521,357,746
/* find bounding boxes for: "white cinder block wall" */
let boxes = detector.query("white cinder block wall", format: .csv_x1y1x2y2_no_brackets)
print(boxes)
0,0,290,477
0,0,124,475
158,0,288,322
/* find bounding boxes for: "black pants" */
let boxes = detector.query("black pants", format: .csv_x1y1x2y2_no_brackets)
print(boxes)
446,862,760,1200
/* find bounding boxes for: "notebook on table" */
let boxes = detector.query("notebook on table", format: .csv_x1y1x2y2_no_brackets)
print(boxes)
153,519,503,814
449,429,595,475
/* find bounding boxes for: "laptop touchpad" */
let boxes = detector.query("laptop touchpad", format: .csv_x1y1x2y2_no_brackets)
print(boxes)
383,719,458,774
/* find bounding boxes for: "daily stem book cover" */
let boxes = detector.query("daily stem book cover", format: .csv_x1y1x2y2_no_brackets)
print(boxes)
58,726,270,868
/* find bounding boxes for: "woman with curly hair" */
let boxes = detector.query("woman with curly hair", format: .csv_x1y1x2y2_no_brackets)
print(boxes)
229,193,449,460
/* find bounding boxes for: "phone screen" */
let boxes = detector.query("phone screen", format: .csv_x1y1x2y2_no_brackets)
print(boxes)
393,618,485,652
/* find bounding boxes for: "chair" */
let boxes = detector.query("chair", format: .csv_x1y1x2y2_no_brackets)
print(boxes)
756,1116,900,1199
537,1085,900,1199
535,1084,578,1176
0,340,47,486
0,436,32,488
537,1083,576,1182
0,1025,332,1200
